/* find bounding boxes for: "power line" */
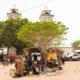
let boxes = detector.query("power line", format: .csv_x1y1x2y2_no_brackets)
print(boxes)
22,0,55,13
0,0,55,20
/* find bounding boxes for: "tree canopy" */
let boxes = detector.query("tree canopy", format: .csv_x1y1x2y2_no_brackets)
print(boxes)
0,18,29,54
72,40,80,49
17,21,68,54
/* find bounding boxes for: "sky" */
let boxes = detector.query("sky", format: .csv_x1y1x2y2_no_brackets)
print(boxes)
0,0,80,47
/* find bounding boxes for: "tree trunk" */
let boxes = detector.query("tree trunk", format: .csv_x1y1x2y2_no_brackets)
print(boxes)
40,47,48,73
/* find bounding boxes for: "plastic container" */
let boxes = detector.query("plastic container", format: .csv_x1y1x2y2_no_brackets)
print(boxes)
47,68,53,76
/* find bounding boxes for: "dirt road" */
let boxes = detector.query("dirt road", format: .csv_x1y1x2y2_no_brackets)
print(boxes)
0,61,80,80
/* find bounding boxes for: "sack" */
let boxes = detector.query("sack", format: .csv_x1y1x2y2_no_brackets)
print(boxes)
29,71,32,76
9,69,16,76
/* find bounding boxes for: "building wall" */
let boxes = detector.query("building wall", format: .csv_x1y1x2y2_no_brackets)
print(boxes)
39,15,53,22
7,13,21,19
9,46,16,54
39,9,53,22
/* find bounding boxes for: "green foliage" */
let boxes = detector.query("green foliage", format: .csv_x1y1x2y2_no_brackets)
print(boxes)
0,21,6,35
72,40,80,48
0,21,7,46
0,18,29,54
17,21,68,50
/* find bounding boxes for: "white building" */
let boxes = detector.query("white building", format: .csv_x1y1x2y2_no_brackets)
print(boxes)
7,7,21,19
39,9,54,22
8,46,17,54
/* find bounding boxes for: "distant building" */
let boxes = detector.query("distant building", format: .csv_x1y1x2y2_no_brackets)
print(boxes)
7,7,21,19
39,9,54,22
60,47,74,55
9,46,16,54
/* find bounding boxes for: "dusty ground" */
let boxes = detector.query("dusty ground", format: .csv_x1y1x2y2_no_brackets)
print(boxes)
0,61,80,80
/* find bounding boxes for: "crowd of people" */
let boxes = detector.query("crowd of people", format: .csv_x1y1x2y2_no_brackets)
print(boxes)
0,48,65,77
14,48,65,77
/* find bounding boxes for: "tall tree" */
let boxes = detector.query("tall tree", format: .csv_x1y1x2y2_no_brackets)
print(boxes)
17,21,68,61
0,21,6,47
0,18,29,54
